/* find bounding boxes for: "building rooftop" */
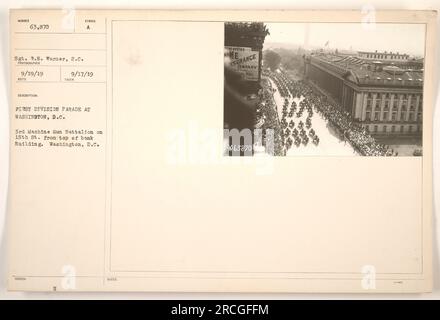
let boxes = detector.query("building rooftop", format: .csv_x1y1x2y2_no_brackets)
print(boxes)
358,50,409,57
309,53,423,88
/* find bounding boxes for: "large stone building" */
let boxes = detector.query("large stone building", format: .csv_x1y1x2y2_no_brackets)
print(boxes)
304,51,423,137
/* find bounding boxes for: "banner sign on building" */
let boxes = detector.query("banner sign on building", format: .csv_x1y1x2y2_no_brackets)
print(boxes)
225,46,259,81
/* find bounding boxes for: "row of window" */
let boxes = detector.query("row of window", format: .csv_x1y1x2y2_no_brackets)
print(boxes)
365,94,422,111
364,53,407,60
366,100,419,111
366,124,422,133
365,111,422,122
366,92,420,100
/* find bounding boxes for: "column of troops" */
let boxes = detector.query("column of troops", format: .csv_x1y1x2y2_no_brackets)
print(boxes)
263,68,397,156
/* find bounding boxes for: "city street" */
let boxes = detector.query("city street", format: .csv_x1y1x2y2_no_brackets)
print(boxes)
268,78,359,156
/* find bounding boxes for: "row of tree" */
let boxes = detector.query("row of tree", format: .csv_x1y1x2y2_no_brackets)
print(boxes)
263,48,305,75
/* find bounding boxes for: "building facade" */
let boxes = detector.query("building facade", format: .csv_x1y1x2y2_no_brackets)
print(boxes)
224,22,269,92
358,50,409,62
223,22,269,155
304,53,423,137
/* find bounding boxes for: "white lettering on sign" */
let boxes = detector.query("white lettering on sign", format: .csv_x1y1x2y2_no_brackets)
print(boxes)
225,46,259,81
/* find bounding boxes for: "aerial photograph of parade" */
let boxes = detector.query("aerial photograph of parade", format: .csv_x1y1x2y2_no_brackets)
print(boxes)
223,22,425,156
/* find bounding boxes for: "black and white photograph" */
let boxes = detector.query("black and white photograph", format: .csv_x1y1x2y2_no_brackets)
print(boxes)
224,22,425,156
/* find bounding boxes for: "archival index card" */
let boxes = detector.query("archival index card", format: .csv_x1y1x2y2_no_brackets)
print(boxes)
8,9,436,292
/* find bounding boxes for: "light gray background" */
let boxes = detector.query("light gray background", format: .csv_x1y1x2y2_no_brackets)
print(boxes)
0,0,439,299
